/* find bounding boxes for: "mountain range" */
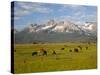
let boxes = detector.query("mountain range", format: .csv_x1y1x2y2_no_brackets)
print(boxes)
14,20,97,43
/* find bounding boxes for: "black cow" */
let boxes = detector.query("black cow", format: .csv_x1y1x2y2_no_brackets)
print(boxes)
86,46,88,50
52,50,56,55
69,49,72,52
74,48,79,52
61,48,65,50
32,51,38,56
33,42,37,44
42,50,47,56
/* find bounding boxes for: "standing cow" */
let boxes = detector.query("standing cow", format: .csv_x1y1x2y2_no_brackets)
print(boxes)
61,48,65,50
69,49,72,52
32,51,38,56
77,46,82,50
40,48,47,56
74,48,79,52
42,50,47,56
86,46,88,50
52,50,56,55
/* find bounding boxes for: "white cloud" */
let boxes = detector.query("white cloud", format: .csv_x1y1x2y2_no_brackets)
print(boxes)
13,2,53,20
59,4,97,22
59,4,86,12
54,10,97,25
54,15,75,22
17,2,52,13
14,7,30,16
86,15,97,22
34,7,52,13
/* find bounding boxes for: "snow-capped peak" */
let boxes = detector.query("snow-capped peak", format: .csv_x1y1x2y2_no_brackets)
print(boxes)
19,20,97,35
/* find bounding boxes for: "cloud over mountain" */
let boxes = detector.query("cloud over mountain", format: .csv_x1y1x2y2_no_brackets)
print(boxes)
12,2,97,31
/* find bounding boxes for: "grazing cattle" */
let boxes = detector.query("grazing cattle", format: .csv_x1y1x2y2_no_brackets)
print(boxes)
77,46,82,50
52,50,56,55
69,49,72,52
33,42,38,44
40,48,47,56
74,48,79,52
86,46,88,50
32,51,38,56
61,48,65,50
42,50,47,56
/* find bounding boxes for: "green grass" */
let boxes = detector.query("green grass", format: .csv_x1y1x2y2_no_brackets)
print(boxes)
14,43,97,74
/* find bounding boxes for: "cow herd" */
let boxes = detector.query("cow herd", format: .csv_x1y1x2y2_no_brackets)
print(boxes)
31,45,89,56
32,49,47,56
14,45,89,56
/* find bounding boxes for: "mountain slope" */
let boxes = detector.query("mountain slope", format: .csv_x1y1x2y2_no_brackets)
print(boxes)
14,20,97,43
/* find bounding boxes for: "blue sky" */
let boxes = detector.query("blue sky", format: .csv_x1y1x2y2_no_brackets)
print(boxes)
12,1,97,30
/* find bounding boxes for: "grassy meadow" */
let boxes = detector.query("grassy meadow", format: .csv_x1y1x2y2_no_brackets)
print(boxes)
14,43,97,74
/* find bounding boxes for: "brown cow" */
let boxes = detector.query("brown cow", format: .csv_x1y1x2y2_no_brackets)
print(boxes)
40,48,47,56
77,46,82,50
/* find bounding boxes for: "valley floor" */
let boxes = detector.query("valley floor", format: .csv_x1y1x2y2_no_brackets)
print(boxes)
13,43,97,74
